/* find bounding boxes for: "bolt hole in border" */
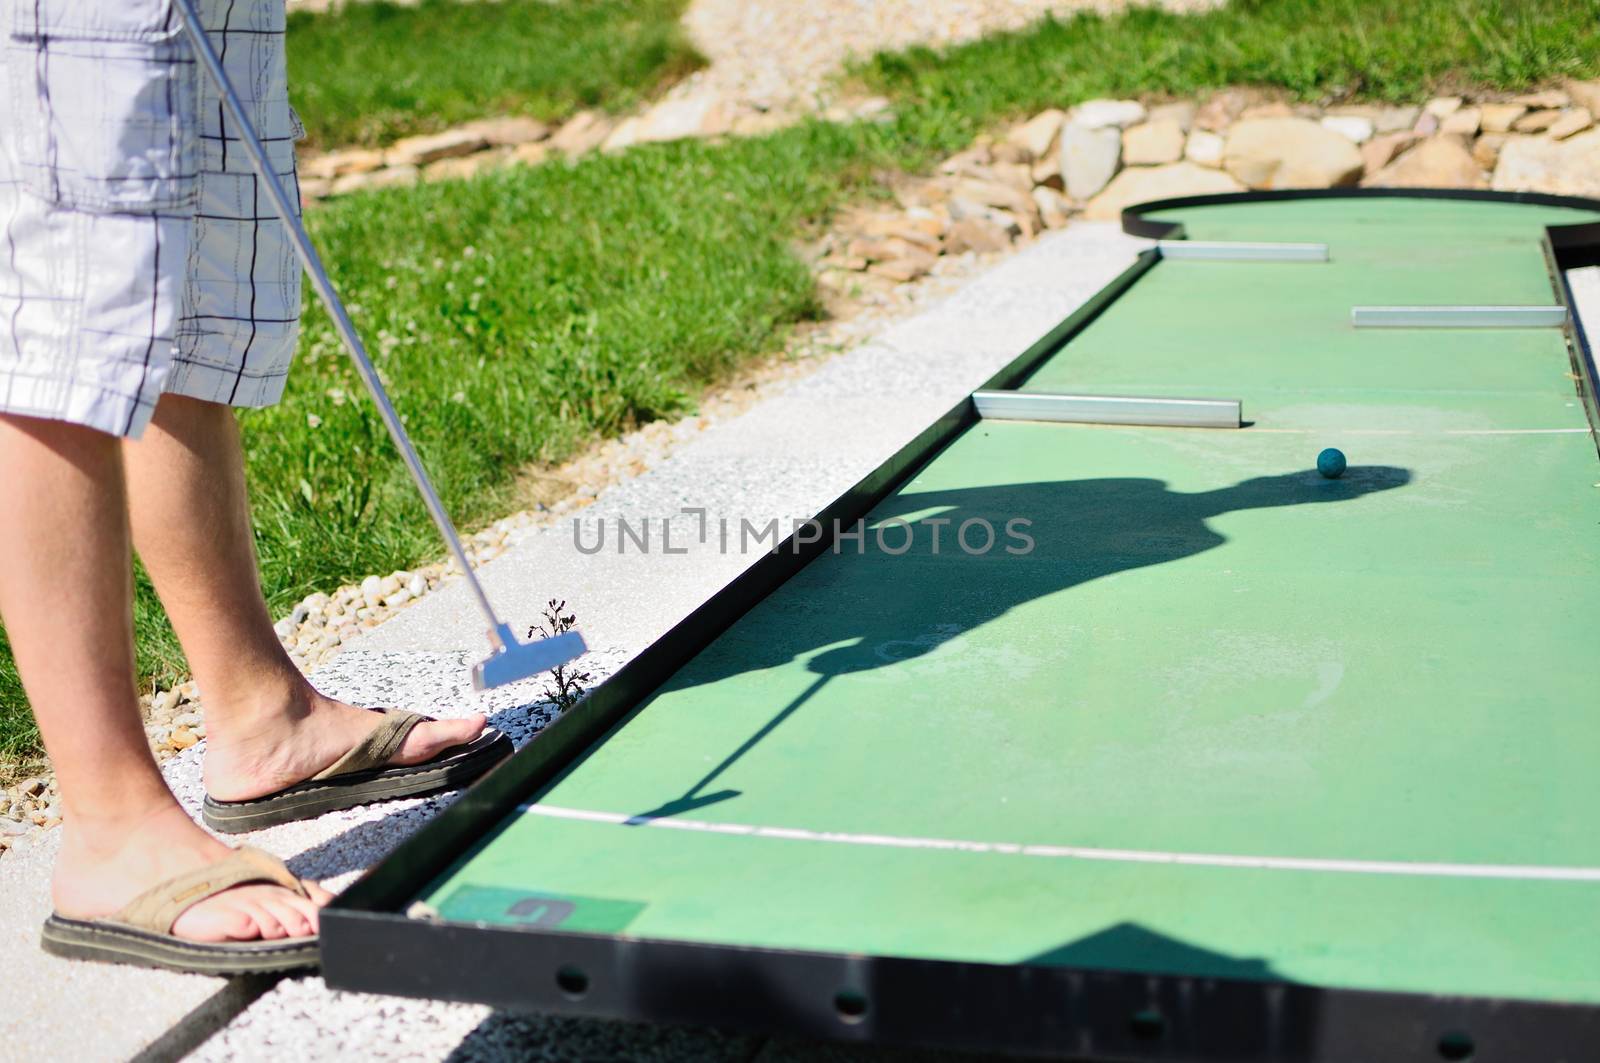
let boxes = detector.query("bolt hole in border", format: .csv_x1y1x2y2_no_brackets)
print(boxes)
1128,1008,1164,1040
834,989,869,1023
555,964,589,998
1437,1031,1475,1061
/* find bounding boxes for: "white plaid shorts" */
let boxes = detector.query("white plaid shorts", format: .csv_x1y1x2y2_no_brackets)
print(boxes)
0,0,302,439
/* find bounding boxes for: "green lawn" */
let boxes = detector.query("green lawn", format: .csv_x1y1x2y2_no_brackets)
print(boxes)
287,0,703,150
2,0,1597,779
856,0,1600,139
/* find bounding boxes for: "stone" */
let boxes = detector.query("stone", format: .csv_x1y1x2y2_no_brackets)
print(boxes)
383,589,414,609
549,110,613,156
511,141,550,167
1567,80,1600,116
0,818,28,837
1239,101,1293,120
857,217,941,252
1361,131,1419,175
635,95,733,143
1223,117,1363,190
1031,152,1064,190
600,116,645,153
329,165,418,196
867,249,937,283
424,150,511,182
169,727,199,751
1364,136,1484,189
1146,101,1197,132
1548,108,1594,141
384,129,489,168
1440,107,1481,137
954,177,1036,219
1032,186,1072,229
1412,112,1440,137
1072,98,1146,130
1424,96,1463,119
990,162,1035,193
298,177,332,203
1372,106,1421,133
1183,129,1225,168
846,235,929,262
1121,119,1185,165
17,778,45,798
1083,162,1244,221
731,110,792,138
1479,104,1526,133
301,147,385,181
1472,133,1507,169
1513,109,1563,133
1005,109,1066,163
943,217,1012,255
1511,90,1570,109
408,572,429,597
1320,115,1374,144
461,116,551,147
1193,89,1248,132
1059,123,1122,200
1492,130,1600,197
273,617,295,639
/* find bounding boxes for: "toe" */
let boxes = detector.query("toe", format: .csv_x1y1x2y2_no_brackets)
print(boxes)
172,902,255,943
394,713,486,765
260,893,314,939
239,898,288,940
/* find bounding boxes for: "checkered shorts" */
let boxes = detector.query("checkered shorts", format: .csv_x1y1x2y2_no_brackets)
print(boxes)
0,0,301,438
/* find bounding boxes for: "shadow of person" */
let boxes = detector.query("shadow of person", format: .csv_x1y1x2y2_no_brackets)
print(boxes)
630,464,1410,821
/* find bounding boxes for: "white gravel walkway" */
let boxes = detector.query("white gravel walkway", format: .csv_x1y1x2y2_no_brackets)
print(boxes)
0,222,1147,1062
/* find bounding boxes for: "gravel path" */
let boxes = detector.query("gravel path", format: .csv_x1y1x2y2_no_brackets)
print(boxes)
673,0,1219,117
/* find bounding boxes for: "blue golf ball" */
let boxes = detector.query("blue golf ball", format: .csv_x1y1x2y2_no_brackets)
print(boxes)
1317,447,1347,479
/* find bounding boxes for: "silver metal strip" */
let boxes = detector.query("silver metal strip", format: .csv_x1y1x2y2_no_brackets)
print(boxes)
1351,305,1568,328
972,391,1242,429
1157,240,1329,262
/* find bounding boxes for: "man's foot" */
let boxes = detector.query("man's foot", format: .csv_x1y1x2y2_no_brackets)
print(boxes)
201,684,486,804
52,803,330,942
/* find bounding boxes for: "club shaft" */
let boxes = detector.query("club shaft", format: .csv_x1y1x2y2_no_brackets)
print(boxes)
175,0,506,645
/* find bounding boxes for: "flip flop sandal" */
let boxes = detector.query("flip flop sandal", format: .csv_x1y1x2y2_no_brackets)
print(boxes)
40,846,320,974
201,709,513,835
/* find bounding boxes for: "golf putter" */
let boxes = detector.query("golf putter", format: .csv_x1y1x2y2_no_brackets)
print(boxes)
175,0,584,690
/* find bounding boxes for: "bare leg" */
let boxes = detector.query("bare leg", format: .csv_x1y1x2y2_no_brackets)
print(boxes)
0,414,328,939
120,395,482,802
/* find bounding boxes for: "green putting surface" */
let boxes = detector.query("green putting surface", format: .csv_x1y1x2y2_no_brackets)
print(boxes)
421,197,1600,1007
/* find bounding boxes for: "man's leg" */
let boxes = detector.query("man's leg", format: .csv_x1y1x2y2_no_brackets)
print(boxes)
0,414,328,938
120,395,483,802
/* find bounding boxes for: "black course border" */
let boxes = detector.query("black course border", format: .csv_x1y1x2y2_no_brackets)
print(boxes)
323,190,1600,1062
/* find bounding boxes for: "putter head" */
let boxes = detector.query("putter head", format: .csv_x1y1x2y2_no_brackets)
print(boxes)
472,625,588,691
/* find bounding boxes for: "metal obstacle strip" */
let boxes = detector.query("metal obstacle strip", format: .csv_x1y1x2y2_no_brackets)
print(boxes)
1157,240,1330,262
1351,305,1568,328
972,390,1242,429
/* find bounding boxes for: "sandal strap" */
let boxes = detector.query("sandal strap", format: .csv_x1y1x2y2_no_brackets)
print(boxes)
309,708,426,781
114,846,309,934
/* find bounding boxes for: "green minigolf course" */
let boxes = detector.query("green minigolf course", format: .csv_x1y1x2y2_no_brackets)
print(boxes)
416,196,1600,1022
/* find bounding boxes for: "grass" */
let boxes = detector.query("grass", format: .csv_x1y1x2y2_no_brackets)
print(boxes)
856,0,1600,145
286,0,703,150
3,0,1598,779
